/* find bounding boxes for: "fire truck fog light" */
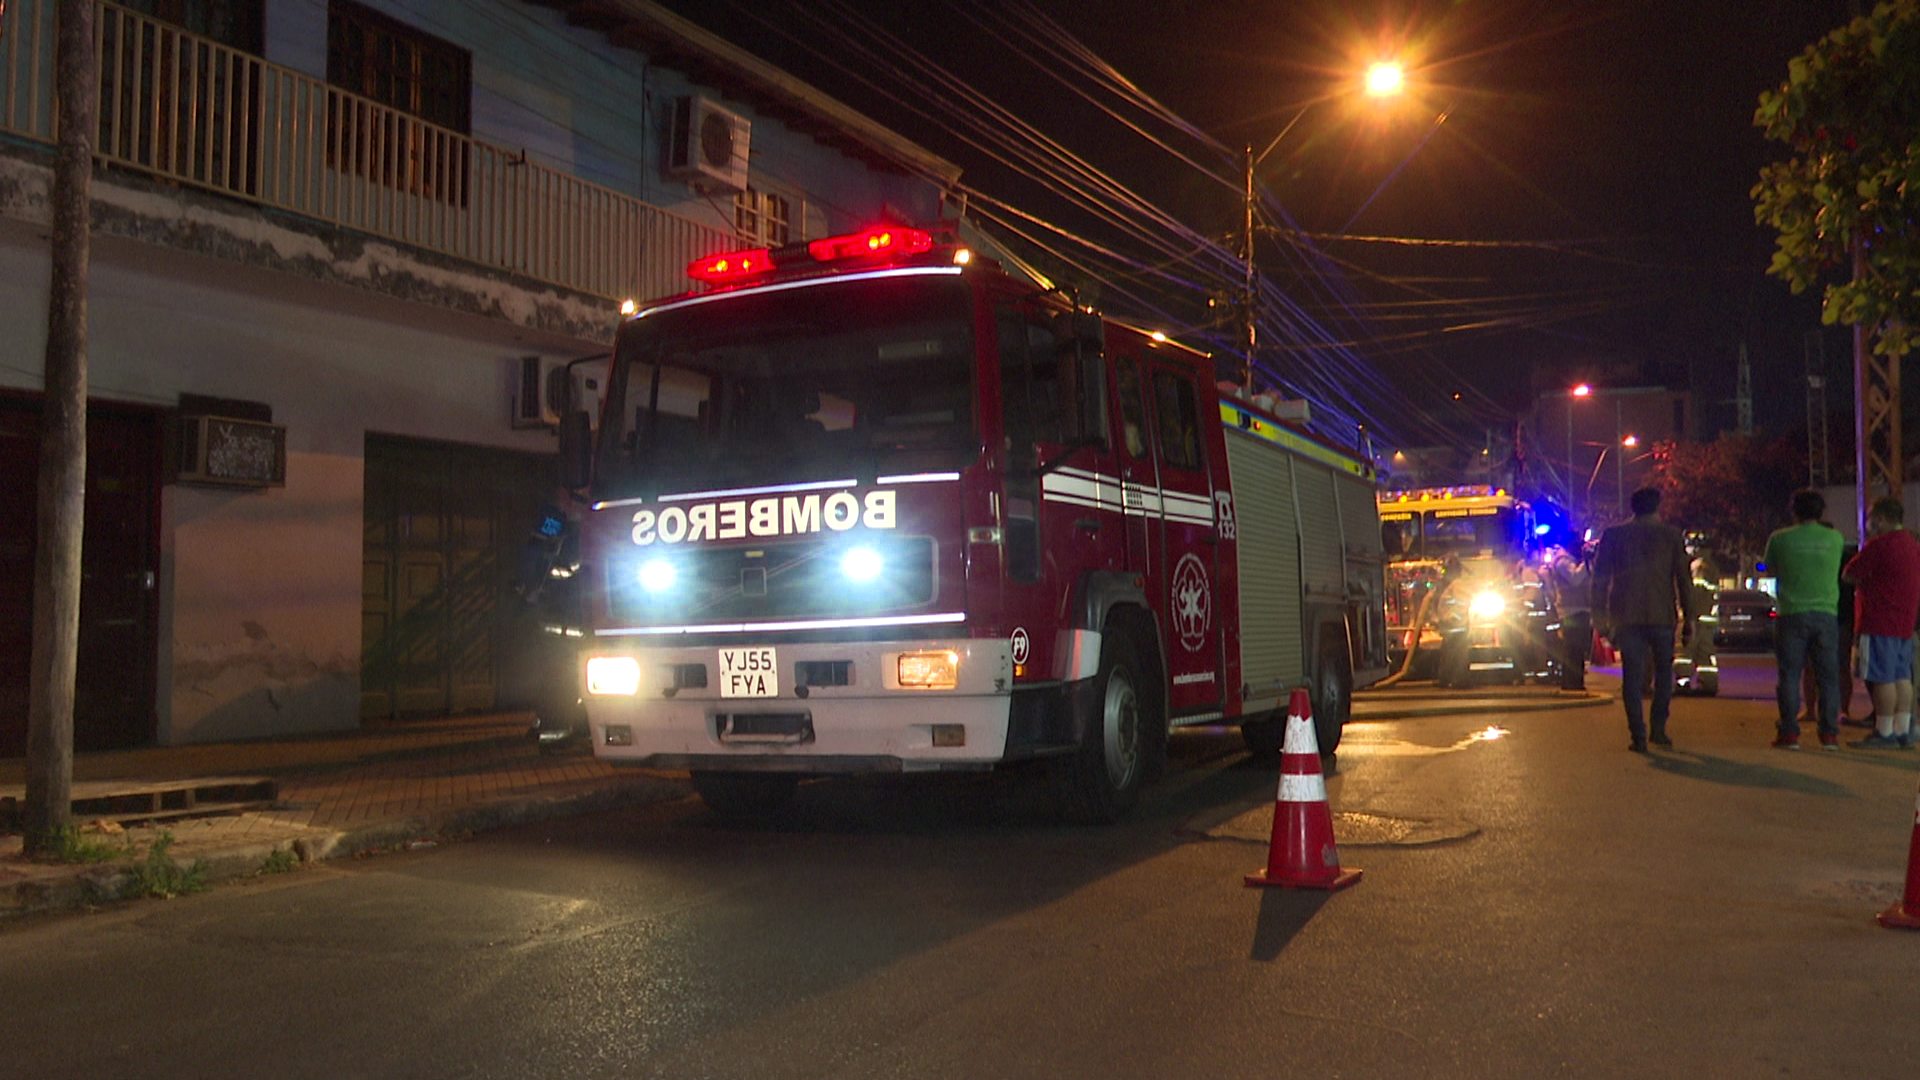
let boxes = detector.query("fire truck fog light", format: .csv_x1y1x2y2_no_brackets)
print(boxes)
931,724,966,747
603,724,633,746
1469,590,1506,619
898,650,960,689
587,656,641,696
639,558,677,592
841,546,884,583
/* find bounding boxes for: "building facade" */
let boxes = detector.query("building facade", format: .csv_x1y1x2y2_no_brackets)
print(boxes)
0,0,959,750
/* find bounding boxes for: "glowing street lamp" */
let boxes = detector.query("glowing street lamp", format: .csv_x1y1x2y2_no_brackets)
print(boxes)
1364,62,1405,98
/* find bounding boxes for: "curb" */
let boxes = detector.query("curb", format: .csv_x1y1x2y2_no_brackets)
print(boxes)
0,774,692,921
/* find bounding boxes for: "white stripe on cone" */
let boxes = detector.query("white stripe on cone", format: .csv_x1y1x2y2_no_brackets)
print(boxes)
1283,712,1317,754
1279,772,1327,802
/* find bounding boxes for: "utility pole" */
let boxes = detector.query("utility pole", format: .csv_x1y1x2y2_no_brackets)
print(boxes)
1736,342,1753,435
1240,144,1258,391
24,0,98,855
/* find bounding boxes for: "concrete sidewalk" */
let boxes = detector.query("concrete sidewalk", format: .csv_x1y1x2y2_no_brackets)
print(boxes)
0,684,1608,922
0,714,689,921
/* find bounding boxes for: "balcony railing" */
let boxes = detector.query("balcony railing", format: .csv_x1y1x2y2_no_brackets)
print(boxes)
0,0,734,304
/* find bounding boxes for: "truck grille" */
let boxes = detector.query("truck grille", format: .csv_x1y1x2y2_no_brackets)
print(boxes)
607,535,938,626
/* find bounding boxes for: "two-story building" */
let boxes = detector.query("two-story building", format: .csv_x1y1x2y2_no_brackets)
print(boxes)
0,0,960,751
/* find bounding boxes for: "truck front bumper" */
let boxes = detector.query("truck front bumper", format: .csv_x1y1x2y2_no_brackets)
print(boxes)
584,637,1015,773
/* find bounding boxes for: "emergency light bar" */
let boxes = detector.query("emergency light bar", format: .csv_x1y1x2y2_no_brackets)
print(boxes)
686,226,938,284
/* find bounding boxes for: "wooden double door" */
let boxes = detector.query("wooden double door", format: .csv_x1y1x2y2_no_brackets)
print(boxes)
360,434,555,720
0,398,162,756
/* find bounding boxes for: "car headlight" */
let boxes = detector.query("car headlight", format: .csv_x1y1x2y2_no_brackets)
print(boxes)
586,656,641,695
1468,590,1506,619
638,558,677,593
841,545,884,583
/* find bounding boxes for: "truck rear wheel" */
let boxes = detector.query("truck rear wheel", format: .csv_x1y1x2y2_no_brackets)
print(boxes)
1053,633,1152,824
1314,644,1352,755
690,772,799,819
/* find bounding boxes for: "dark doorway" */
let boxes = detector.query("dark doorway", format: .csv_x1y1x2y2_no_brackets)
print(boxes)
361,433,554,720
0,397,163,756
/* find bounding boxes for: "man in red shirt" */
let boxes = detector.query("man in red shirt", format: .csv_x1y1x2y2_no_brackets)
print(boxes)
1843,497,1920,748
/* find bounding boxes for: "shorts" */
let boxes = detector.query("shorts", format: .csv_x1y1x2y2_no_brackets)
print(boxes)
1856,633,1915,684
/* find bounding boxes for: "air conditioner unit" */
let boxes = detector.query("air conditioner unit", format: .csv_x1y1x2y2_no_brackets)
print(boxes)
667,95,750,194
171,415,287,488
511,356,610,430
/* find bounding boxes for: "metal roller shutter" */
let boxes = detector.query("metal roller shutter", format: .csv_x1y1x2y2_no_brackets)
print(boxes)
1295,461,1344,600
1224,429,1302,694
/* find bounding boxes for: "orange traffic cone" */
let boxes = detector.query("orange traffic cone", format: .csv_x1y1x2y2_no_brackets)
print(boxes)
1245,688,1362,891
1878,783,1920,930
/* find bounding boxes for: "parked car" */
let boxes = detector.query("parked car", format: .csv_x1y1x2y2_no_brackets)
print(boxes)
1712,588,1777,651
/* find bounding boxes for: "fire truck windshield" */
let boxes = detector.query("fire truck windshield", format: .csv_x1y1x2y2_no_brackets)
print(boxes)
594,275,977,499
1419,507,1519,561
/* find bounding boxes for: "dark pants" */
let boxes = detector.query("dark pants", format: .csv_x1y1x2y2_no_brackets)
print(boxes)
1559,611,1592,690
1617,623,1675,744
1776,611,1840,738
1801,629,1854,721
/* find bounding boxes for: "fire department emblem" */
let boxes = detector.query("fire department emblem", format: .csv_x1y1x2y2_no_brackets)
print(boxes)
1214,492,1236,540
1170,553,1212,652
1010,627,1030,665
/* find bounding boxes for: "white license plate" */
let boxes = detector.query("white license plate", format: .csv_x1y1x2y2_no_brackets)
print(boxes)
1730,614,1752,622
719,647,779,698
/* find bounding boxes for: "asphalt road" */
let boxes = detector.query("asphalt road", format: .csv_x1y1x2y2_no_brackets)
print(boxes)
2,685,1916,1080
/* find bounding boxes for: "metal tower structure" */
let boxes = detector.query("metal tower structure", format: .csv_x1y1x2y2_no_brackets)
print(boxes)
1806,330,1830,488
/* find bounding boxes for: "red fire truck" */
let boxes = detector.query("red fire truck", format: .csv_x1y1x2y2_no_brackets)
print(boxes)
561,223,1389,821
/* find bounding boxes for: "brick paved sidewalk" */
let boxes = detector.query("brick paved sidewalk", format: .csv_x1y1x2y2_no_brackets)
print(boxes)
0,715,690,921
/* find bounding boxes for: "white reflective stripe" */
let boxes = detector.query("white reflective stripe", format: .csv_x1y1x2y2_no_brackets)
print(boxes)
1279,772,1327,803
598,611,967,636
1285,712,1318,754
875,472,962,485
638,265,965,318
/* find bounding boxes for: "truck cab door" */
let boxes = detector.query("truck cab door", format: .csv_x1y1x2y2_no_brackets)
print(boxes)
1144,362,1223,713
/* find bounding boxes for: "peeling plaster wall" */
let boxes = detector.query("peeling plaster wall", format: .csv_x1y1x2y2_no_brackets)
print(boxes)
2,174,597,745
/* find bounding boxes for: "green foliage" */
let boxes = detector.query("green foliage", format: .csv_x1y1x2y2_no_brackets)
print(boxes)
1647,435,1804,570
125,833,208,899
258,847,300,875
1753,0,1920,357
28,824,122,865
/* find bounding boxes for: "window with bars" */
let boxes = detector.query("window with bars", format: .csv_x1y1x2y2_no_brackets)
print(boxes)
733,187,793,246
325,0,470,205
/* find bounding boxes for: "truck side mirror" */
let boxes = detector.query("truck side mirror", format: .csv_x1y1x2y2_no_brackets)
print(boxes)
558,410,592,490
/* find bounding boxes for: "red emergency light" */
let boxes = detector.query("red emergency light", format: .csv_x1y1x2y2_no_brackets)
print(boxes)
807,226,934,263
687,247,774,283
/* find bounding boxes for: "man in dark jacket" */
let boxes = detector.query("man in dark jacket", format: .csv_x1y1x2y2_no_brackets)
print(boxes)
1593,487,1696,752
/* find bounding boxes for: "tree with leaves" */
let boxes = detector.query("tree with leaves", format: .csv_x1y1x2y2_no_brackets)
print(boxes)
1645,435,1804,575
1753,0,1920,358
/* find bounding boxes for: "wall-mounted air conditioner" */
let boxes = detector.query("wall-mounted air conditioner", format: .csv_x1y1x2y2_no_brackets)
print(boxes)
511,356,609,430
667,95,750,194
171,415,287,488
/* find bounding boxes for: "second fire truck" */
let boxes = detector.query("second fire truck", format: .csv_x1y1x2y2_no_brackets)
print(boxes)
561,223,1390,820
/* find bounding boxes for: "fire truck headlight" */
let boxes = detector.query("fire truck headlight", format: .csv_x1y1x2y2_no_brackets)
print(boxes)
841,546,884,584
1469,590,1507,619
586,656,641,696
638,558,678,593
897,650,960,690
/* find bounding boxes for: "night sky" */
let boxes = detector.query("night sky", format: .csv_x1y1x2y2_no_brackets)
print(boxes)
652,0,1865,445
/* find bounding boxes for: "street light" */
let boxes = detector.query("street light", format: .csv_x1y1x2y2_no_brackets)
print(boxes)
1617,433,1638,516
1566,384,1592,524
1238,62,1406,389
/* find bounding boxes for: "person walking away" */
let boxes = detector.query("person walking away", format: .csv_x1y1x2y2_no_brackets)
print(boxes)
1592,488,1695,753
1764,490,1845,749
1548,543,1594,691
1844,497,1920,748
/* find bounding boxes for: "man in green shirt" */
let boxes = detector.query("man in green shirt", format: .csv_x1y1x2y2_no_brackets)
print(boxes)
1762,489,1846,749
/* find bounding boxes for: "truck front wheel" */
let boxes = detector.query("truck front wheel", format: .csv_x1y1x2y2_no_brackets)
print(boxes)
1053,633,1152,824
690,772,799,820
1314,644,1352,755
